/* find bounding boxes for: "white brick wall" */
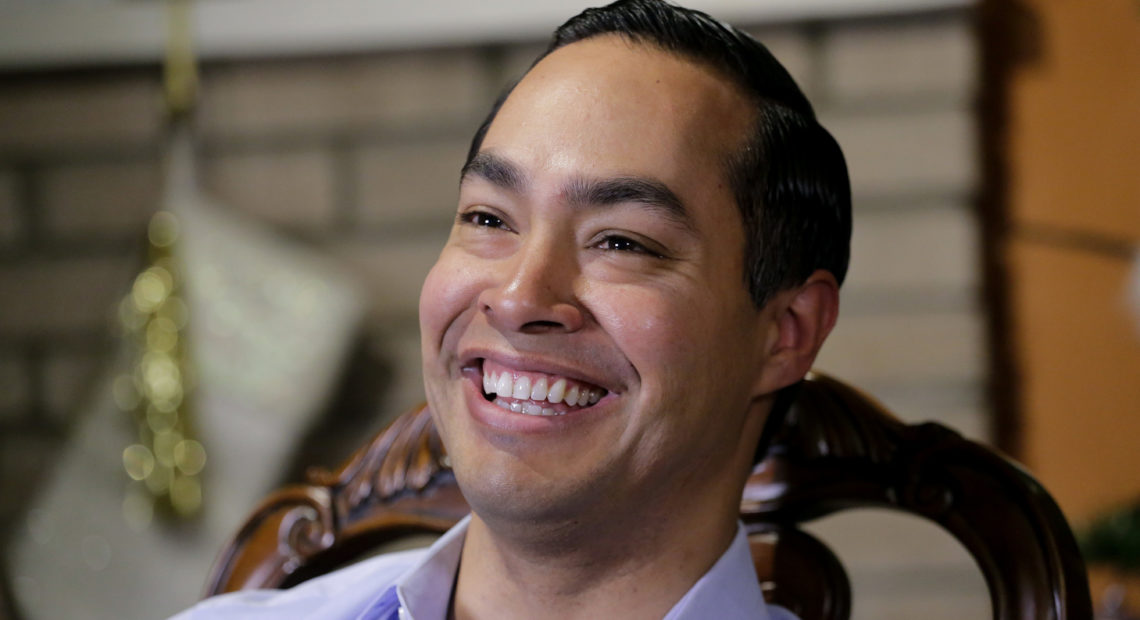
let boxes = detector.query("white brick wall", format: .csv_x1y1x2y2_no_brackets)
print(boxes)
334,231,450,322
198,50,492,138
354,137,471,228
0,351,29,421
40,160,160,242
0,74,162,152
0,256,135,337
822,106,976,198
807,510,991,620
202,148,338,233
0,169,19,248
41,348,103,427
845,202,979,293
818,312,985,385
809,17,985,610
821,17,976,103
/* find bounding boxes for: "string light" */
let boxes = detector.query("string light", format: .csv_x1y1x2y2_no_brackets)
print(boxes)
117,210,204,523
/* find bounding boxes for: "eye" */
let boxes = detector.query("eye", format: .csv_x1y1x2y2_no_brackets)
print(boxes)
458,209,510,231
595,234,664,258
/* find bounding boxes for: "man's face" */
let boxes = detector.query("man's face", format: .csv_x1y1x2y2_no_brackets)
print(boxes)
419,36,775,527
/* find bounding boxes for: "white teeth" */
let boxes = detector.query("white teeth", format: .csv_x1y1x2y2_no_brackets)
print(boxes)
493,398,564,416
482,368,606,409
522,402,543,416
512,376,531,400
496,373,512,398
530,377,548,401
548,379,566,404
565,385,579,408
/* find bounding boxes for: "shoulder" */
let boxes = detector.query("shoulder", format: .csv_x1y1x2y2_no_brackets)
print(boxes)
168,547,429,620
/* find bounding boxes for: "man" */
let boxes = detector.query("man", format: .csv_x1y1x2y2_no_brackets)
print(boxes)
175,0,848,618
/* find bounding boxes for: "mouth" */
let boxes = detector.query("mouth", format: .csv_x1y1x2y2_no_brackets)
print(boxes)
477,358,609,417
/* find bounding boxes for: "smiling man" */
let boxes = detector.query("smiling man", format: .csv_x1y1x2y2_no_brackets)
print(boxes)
421,27,833,620
175,1,849,619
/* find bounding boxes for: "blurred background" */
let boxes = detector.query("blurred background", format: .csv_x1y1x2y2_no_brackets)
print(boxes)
0,0,1136,618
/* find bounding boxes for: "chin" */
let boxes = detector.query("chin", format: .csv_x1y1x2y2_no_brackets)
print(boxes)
454,455,610,529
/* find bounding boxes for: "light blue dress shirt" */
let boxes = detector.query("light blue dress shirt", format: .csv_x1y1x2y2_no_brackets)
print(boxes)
171,516,798,620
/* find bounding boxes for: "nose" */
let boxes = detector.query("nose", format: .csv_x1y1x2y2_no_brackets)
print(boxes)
477,237,585,334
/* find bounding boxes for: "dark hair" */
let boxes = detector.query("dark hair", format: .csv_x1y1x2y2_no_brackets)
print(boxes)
466,0,851,307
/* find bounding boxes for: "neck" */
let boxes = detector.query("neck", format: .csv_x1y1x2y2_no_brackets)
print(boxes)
448,396,774,619
451,493,740,620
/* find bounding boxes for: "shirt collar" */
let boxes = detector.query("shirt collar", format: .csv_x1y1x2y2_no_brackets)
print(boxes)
662,522,771,620
395,515,471,620
372,516,770,620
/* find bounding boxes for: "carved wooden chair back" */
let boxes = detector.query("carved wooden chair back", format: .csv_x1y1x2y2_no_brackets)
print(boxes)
204,372,1092,619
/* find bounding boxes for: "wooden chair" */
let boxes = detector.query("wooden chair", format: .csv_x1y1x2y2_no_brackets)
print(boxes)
204,372,1092,619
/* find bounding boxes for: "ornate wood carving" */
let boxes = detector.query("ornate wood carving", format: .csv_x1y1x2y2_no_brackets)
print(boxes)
204,373,1092,620
743,373,1091,619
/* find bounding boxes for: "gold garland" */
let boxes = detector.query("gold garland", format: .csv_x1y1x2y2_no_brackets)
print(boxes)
116,212,204,524
116,0,204,527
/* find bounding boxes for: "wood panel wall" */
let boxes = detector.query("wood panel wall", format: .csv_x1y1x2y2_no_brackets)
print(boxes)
984,0,1140,609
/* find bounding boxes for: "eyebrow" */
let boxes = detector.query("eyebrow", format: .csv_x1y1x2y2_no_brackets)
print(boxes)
564,176,694,233
461,151,696,233
461,152,526,194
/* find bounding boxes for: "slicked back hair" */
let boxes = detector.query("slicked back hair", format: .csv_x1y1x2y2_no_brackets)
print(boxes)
465,0,852,308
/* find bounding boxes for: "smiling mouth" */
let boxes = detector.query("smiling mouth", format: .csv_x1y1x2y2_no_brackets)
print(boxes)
479,361,607,417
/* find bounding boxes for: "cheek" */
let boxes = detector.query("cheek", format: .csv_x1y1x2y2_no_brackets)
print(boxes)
419,247,481,353
590,286,712,373
589,280,758,400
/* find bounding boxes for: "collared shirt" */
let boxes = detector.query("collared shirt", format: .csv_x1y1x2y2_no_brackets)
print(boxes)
171,516,798,620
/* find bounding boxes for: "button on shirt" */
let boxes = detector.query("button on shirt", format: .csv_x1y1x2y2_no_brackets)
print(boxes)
172,516,798,620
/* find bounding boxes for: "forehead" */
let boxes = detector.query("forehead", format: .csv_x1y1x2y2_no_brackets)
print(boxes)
477,36,753,204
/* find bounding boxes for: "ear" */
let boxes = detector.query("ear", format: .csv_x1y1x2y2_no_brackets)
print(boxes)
752,269,840,397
